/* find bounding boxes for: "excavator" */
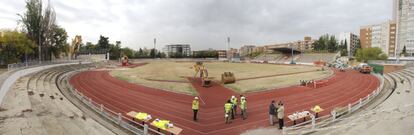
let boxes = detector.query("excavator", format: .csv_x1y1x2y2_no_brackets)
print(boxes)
69,35,82,60
192,62,211,87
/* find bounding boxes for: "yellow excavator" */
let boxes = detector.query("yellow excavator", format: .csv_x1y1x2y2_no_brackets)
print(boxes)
192,62,211,87
69,35,82,60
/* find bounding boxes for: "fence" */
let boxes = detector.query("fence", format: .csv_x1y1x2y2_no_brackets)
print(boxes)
57,69,164,135
7,60,84,71
282,73,385,135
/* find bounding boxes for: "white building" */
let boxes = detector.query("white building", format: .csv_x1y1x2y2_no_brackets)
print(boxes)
395,0,414,56
162,44,191,58
360,21,397,57
338,32,359,56
239,45,255,57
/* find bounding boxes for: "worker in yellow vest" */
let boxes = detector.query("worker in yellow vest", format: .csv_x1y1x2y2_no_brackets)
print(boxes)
192,97,199,121
231,95,238,119
224,100,233,124
240,96,247,120
311,105,323,118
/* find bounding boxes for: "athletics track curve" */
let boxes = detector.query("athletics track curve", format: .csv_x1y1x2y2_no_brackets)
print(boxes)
69,67,379,135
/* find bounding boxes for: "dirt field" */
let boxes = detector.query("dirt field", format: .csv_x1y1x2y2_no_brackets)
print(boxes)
226,70,333,93
110,61,330,94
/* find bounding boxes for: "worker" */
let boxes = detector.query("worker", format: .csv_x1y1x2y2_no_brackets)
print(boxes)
277,103,285,129
231,95,238,119
224,100,233,124
269,100,276,125
192,97,199,121
240,95,247,120
312,105,323,118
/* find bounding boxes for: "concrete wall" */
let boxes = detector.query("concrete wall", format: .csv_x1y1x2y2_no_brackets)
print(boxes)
383,64,405,73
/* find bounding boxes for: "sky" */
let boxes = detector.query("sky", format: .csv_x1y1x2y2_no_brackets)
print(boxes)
0,0,392,51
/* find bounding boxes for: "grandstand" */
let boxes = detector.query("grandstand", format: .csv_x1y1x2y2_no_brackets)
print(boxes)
253,52,338,64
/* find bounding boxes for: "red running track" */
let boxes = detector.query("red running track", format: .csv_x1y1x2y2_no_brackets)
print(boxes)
69,68,379,135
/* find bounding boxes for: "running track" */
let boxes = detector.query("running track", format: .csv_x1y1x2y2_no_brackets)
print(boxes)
69,68,379,135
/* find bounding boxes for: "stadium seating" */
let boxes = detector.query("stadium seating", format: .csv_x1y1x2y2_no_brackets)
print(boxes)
253,53,337,64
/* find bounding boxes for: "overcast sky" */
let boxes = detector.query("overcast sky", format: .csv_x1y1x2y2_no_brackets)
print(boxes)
0,0,392,50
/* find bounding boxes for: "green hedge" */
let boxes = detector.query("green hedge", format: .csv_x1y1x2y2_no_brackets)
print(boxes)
368,63,384,74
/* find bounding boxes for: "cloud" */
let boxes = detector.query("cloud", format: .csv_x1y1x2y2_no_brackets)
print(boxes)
0,0,391,50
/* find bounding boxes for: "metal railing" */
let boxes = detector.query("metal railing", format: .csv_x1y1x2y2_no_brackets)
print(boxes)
7,59,83,71
57,68,164,135
282,73,385,134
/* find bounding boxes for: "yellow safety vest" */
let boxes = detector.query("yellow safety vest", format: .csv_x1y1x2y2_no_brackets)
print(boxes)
313,105,323,113
152,120,170,130
224,103,233,113
231,98,238,105
135,112,148,120
240,100,247,110
192,100,199,110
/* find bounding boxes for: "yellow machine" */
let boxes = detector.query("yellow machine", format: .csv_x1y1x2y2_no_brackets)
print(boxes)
221,72,235,84
69,35,82,60
192,62,211,87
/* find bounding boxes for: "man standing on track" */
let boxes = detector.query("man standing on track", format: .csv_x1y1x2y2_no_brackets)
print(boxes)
192,97,199,121
277,102,285,129
224,100,233,124
231,95,238,119
240,95,247,120
269,100,276,125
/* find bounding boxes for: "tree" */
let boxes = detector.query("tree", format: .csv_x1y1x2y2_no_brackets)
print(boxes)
19,0,57,61
109,43,121,60
121,47,134,58
50,25,68,58
150,49,156,58
313,34,338,53
81,42,96,51
97,35,109,50
0,30,36,64
355,47,388,62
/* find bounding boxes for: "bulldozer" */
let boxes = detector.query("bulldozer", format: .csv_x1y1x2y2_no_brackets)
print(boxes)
192,62,212,87
221,72,236,84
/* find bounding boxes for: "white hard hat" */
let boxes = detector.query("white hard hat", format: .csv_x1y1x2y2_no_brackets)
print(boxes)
231,95,235,99
194,97,199,100
241,97,246,100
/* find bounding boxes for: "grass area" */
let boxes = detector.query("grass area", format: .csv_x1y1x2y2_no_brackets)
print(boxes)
110,61,331,94
112,73,197,96
225,70,333,93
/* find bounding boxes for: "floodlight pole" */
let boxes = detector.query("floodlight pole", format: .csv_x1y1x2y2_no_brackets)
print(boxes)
291,44,294,64
154,38,156,59
227,37,230,61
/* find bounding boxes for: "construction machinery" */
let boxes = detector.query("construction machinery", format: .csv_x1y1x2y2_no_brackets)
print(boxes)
357,63,372,74
359,65,373,74
121,55,129,66
192,62,211,87
221,72,236,84
69,35,82,60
